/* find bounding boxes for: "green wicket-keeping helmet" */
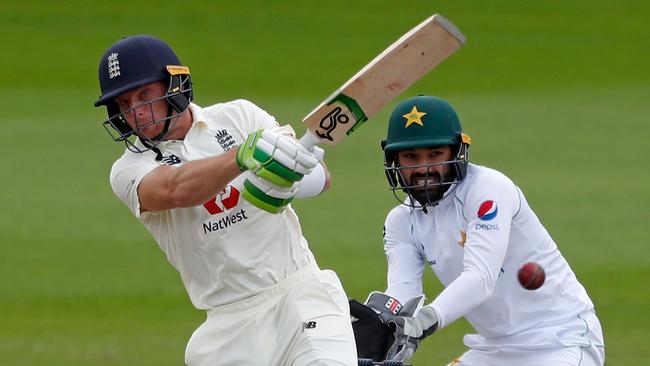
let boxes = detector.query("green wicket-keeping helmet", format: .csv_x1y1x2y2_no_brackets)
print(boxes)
381,96,471,207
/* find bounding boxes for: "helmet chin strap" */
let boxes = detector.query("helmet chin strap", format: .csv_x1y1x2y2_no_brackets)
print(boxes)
139,139,163,161
140,103,174,161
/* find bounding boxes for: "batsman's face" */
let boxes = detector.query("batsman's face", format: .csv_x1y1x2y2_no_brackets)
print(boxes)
397,145,454,203
114,81,170,139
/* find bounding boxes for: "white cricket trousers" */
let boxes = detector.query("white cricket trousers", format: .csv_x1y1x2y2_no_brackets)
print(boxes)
184,265,358,366
448,310,605,366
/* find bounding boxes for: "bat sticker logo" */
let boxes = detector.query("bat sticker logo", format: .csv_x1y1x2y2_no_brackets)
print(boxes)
316,107,350,141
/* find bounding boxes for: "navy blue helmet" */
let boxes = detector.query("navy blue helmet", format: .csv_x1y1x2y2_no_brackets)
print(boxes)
95,35,193,153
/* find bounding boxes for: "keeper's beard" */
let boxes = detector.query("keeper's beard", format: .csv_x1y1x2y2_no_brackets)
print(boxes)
406,170,454,206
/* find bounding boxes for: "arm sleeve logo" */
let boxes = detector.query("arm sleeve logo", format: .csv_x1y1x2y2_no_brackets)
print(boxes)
477,200,498,221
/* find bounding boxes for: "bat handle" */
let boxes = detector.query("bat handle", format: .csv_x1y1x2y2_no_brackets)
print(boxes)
299,130,322,149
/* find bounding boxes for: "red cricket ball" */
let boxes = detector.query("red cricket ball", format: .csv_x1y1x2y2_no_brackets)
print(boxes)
517,262,545,290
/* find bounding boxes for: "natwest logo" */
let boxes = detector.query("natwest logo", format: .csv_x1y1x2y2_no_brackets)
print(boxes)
203,186,240,214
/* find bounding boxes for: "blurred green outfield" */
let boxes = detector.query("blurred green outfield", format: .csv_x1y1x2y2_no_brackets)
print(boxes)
1,0,648,365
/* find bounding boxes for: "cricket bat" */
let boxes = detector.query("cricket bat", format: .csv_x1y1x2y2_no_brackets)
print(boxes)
299,14,466,149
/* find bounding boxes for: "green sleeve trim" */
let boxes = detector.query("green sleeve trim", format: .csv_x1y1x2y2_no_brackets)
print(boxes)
454,195,469,222
513,187,523,218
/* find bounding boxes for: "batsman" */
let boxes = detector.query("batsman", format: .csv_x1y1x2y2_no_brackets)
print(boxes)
350,96,605,365
94,35,357,365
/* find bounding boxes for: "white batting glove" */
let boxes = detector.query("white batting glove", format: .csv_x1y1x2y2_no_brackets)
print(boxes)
259,130,318,175
236,129,319,187
310,145,325,162
246,173,300,199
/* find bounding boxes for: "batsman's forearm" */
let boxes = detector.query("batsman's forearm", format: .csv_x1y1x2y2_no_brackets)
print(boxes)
165,149,242,207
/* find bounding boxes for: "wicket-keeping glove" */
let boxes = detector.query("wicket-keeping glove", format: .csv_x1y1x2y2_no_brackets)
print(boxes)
236,129,319,213
351,292,429,363
349,296,395,361
380,304,438,362
381,305,438,340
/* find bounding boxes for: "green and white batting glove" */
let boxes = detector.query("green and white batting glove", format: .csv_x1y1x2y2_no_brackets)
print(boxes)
236,129,319,213
236,129,318,187
242,173,300,214
310,145,325,162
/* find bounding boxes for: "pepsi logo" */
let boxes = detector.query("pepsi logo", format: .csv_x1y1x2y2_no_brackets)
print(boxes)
477,200,498,221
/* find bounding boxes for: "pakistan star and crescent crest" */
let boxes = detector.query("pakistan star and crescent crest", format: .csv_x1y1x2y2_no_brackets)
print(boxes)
403,106,426,128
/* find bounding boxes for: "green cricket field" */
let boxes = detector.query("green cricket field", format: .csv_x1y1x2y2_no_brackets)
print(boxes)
1,1,648,365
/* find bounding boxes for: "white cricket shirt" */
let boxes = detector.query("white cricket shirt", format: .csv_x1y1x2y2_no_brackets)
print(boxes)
384,163,595,349
110,100,317,309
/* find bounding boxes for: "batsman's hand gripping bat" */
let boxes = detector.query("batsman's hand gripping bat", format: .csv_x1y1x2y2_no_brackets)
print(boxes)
299,14,466,149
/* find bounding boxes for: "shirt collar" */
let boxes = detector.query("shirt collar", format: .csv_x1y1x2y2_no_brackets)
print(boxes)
188,102,207,128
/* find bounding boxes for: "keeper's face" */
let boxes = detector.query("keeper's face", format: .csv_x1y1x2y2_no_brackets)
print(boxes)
397,146,452,181
396,145,454,204
114,81,169,139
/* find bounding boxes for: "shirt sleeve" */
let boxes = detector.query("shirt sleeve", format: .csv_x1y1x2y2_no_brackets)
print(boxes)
109,153,160,218
234,99,287,133
383,207,426,304
430,172,520,328
295,163,326,198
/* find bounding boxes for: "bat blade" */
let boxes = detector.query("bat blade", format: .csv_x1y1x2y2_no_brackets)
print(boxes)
300,14,465,148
